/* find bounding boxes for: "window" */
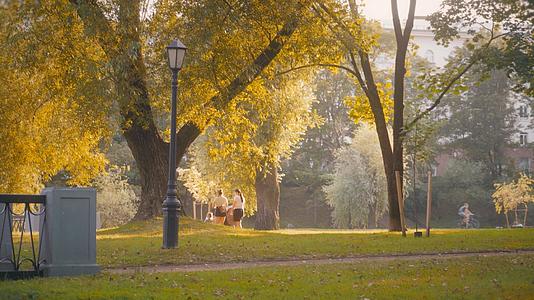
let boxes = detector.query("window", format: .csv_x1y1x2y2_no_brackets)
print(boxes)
519,105,528,118
430,165,438,177
519,132,528,146
518,158,531,175
424,50,435,63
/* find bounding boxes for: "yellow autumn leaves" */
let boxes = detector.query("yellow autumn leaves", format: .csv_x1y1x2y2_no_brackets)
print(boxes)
344,82,394,124
0,1,110,193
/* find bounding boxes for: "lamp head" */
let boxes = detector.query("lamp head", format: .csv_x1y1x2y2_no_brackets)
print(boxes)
166,39,187,71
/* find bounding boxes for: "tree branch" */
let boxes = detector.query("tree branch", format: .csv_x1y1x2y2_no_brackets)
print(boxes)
402,0,417,49
391,0,404,46
313,1,362,53
311,2,369,95
315,0,392,156
276,63,359,78
210,15,301,110
406,57,479,130
172,5,304,157
348,51,369,95
69,0,118,58
359,52,386,119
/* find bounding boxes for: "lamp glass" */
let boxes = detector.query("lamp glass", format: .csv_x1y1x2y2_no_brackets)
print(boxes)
167,48,178,70
174,48,186,69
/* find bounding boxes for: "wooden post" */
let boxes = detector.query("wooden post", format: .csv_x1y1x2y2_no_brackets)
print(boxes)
395,171,406,237
524,204,528,227
426,171,432,237
200,202,203,221
192,200,197,220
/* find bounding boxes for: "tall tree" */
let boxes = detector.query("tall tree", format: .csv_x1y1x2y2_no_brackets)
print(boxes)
286,70,356,178
71,0,308,219
431,159,490,225
3,0,338,218
180,74,319,229
280,70,356,227
306,0,416,230
302,0,529,230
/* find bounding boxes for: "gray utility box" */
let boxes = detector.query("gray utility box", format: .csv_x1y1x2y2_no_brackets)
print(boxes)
40,188,100,276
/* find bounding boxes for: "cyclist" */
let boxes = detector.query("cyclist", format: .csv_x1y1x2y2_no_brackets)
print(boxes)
458,203,474,228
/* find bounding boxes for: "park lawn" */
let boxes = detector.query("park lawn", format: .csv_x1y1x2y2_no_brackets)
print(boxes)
96,218,534,267
1,254,532,299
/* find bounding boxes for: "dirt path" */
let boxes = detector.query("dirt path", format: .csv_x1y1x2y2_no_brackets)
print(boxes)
106,249,534,274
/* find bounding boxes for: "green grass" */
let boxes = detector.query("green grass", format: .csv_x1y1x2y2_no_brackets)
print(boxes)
96,218,534,267
1,254,532,299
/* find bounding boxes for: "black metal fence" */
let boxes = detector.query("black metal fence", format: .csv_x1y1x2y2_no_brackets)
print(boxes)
0,194,46,280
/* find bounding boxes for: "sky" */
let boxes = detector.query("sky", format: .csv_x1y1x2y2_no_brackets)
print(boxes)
360,0,443,21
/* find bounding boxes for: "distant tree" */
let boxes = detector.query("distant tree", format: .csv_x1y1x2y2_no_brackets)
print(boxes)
284,70,355,187
350,125,389,227
493,174,533,227
177,164,214,207
280,70,356,227
437,68,516,180
431,159,490,225
324,149,369,229
105,135,140,185
324,125,387,228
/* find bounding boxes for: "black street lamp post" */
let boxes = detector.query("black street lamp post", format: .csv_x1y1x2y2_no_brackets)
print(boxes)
162,39,187,249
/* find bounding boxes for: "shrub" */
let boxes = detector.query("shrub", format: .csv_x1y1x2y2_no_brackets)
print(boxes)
93,168,138,228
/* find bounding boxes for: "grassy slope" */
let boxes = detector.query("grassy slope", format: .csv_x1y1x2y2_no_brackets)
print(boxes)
96,218,534,267
1,254,532,299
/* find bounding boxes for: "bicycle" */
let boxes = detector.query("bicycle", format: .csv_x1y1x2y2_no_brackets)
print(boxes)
458,215,480,229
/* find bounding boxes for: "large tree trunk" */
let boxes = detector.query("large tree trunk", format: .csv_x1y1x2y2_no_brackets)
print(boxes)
124,124,168,220
254,165,280,230
128,122,200,220
385,166,402,230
